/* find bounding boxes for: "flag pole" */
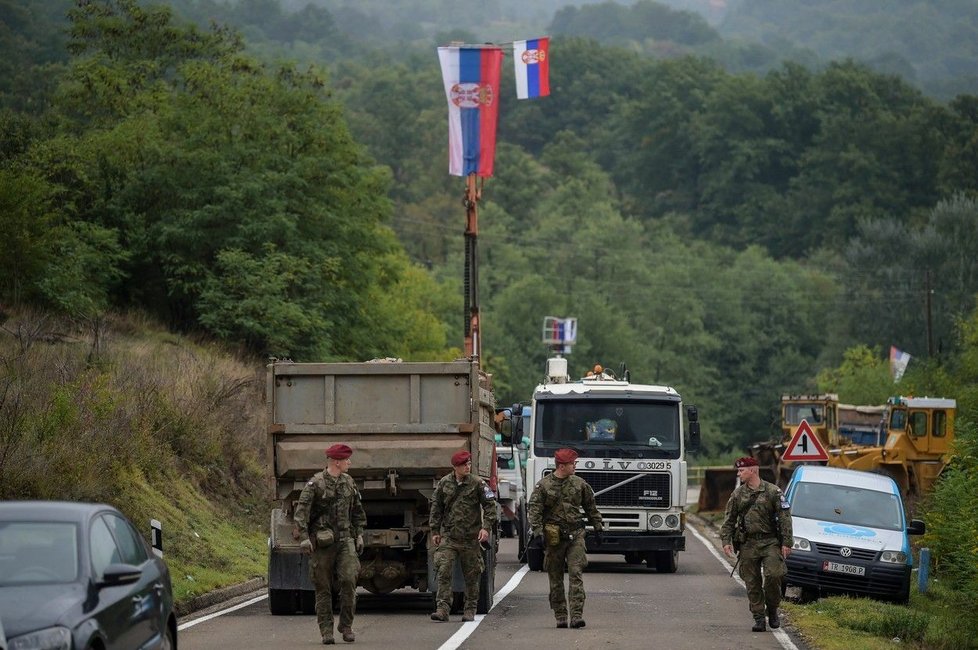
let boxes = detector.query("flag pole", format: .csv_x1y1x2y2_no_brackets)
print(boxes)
463,172,481,363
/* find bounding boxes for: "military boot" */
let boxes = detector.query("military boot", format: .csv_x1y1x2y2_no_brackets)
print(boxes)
570,619,586,629
752,616,766,632
768,608,781,629
555,618,568,629
461,610,476,622
338,625,355,643
322,633,336,645
430,608,449,622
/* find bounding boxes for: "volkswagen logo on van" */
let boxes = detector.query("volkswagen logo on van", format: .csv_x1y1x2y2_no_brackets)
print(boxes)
840,547,852,557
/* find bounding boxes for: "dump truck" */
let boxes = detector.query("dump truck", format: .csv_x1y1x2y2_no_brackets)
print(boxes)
266,358,499,615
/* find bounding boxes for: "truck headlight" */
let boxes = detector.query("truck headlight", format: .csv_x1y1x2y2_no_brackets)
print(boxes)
665,515,679,528
649,515,663,528
880,550,907,564
792,537,811,551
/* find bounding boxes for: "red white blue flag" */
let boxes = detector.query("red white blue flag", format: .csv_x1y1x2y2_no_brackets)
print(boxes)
513,37,550,99
438,46,503,177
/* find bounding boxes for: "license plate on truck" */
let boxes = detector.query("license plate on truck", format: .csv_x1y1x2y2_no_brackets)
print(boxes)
822,561,865,576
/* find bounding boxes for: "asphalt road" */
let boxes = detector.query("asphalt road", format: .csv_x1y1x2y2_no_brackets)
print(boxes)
178,518,804,650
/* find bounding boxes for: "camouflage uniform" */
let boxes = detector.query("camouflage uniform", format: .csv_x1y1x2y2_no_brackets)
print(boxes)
719,480,793,621
429,472,498,615
295,470,367,641
528,473,603,624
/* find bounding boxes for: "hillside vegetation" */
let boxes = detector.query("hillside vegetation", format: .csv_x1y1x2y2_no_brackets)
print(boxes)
0,309,268,606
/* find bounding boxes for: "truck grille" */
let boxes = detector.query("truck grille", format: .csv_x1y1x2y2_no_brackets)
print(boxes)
577,472,671,508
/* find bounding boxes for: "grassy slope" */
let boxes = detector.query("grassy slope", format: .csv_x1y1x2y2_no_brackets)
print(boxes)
0,309,270,609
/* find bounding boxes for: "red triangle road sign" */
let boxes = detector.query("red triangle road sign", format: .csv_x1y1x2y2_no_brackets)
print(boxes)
781,419,830,462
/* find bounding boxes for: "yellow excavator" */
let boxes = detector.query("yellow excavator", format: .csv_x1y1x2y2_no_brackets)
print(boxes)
696,394,954,511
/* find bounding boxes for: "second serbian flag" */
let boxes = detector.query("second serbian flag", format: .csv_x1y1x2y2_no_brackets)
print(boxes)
513,37,550,99
437,45,503,177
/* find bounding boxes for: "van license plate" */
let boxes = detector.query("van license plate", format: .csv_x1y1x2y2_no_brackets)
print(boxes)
823,561,865,576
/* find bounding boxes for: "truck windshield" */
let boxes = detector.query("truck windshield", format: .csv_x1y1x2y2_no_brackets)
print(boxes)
790,483,903,531
784,403,825,425
534,399,680,459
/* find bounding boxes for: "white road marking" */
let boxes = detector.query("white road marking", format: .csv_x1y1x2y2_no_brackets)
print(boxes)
436,564,531,650
178,593,268,630
687,521,800,650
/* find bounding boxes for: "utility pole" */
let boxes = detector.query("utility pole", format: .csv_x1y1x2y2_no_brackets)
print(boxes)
925,269,934,358
463,174,481,362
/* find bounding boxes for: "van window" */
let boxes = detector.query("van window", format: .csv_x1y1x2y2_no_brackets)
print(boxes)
790,483,903,530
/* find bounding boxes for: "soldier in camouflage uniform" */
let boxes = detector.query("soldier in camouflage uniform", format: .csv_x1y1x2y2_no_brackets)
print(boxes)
528,448,603,629
720,456,793,632
295,443,367,645
429,450,497,622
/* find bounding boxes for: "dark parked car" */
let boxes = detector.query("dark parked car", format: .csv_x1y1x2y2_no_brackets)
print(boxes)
0,501,177,649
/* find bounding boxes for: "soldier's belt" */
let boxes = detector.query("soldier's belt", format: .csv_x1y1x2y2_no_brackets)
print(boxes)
745,532,777,541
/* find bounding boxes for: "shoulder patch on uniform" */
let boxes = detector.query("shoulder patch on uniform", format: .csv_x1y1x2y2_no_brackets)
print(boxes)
483,485,496,500
779,492,790,509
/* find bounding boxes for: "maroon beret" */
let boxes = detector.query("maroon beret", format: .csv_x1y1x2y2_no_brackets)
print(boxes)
451,450,472,466
326,444,353,460
735,456,758,468
554,448,578,464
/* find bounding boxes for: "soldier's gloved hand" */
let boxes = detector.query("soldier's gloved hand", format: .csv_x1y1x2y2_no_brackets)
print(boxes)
299,539,313,554
530,530,543,546
355,535,364,555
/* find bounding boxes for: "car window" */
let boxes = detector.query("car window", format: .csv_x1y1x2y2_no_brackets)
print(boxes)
90,516,122,579
0,522,78,585
104,514,148,565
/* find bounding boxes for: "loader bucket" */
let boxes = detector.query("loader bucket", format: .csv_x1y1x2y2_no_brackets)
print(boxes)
697,467,739,512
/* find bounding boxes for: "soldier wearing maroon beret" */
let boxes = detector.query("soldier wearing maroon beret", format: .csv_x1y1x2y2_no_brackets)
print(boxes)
294,443,366,644
720,456,793,632
527,447,603,629
429,448,497,622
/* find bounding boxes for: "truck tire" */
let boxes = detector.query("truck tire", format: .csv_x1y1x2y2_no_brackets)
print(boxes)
653,550,678,573
476,543,495,614
516,507,528,562
268,588,298,615
526,543,544,572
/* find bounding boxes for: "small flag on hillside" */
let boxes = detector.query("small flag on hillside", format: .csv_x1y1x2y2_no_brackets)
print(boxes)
890,346,911,382
513,37,550,99
437,45,503,176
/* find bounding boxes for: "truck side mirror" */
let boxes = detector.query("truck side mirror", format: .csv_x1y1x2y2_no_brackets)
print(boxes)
688,421,701,451
907,518,926,535
495,408,513,443
686,405,698,422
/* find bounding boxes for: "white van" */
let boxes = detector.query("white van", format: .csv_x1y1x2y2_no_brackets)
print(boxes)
783,465,925,603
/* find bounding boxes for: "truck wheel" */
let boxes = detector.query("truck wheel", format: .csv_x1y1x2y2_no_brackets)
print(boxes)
476,543,495,614
516,507,528,562
501,520,514,538
268,588,298,615
653,550,678,573
451,592,464,614
624,552,643,565
527,544,544,571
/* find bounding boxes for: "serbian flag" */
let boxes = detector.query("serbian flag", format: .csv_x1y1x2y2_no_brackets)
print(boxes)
437,46,503,177
513,37,550,99
890,346,911,382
